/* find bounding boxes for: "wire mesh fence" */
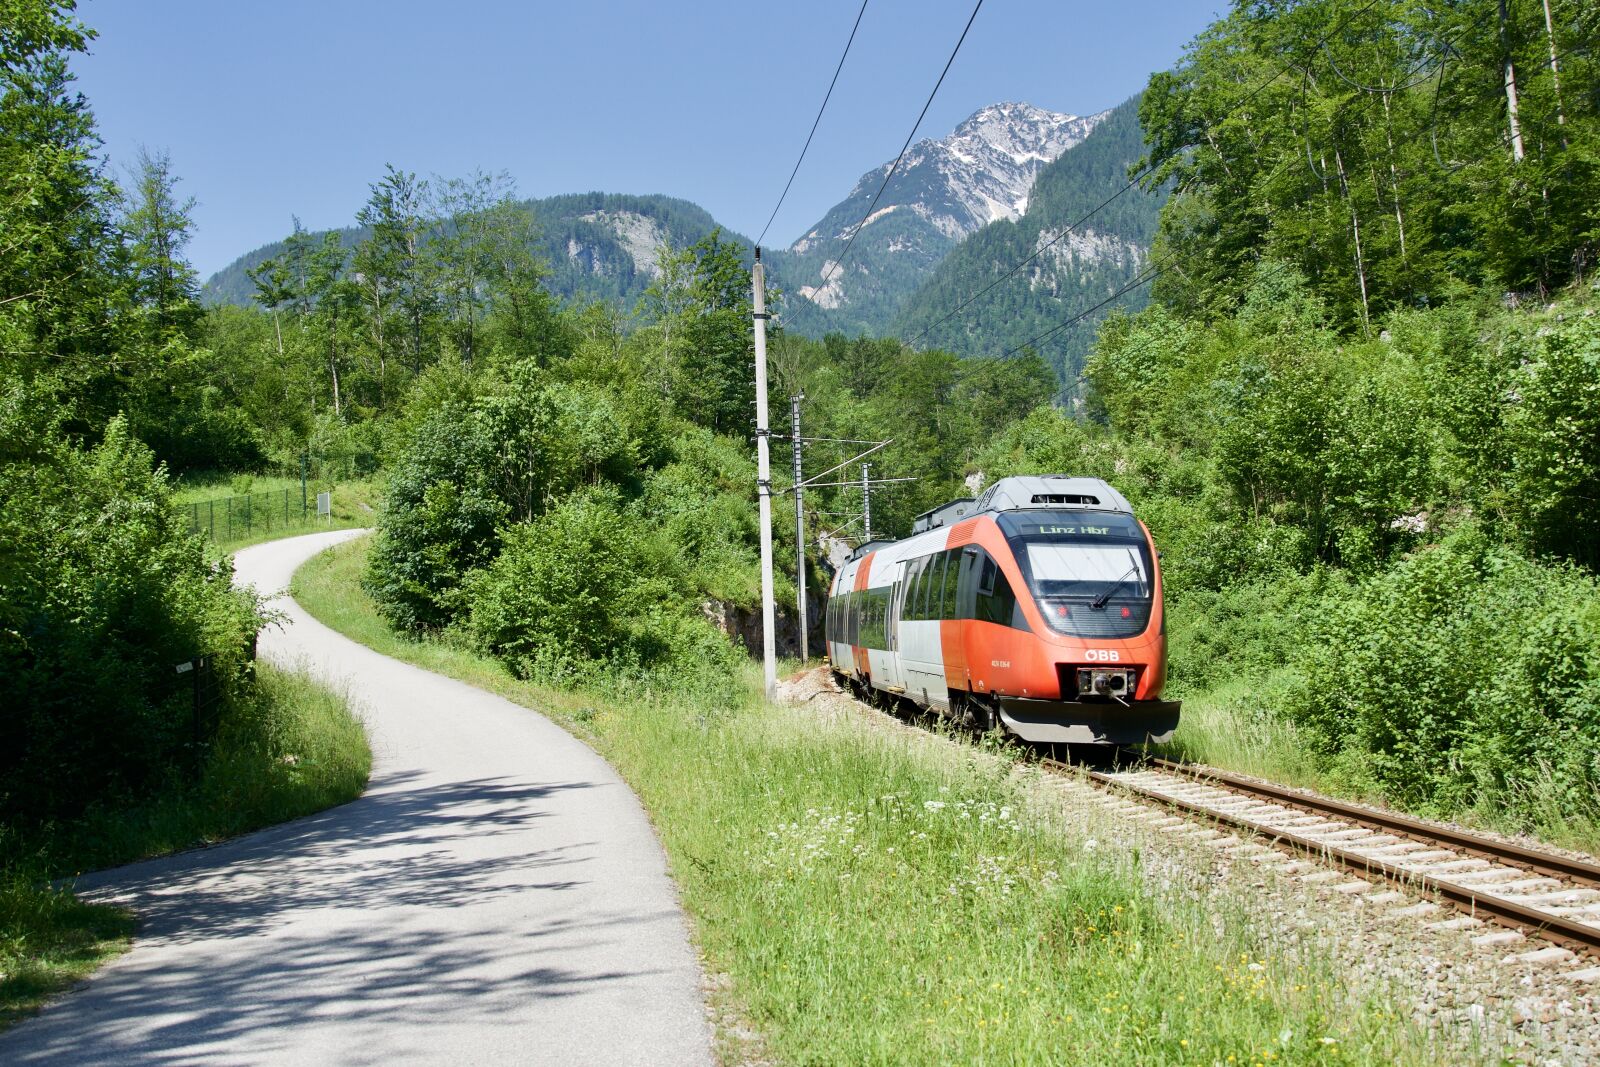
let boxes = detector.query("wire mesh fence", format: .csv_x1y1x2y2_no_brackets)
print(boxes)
180,487,324,541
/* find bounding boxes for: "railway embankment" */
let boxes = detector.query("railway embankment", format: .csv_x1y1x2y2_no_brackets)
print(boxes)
297,533,1513,1065
802,669,1600,1064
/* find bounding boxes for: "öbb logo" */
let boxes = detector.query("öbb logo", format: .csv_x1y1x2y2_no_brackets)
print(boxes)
1083,649,1122,662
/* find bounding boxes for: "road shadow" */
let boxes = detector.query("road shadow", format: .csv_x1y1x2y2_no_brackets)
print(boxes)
2,769,691,1063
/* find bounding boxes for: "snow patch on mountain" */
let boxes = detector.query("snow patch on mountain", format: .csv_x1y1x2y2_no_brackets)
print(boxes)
784,102,1109,310
794,102,1107,254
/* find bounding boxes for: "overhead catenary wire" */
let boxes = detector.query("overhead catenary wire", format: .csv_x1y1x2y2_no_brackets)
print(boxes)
906,0,1387,351
817,0,984,290
755,0,871,248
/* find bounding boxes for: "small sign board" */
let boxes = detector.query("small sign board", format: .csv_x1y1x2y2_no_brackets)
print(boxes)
316,491,332,518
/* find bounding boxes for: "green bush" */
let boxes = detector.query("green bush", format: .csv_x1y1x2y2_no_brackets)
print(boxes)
466,487,741,687
1281,526,1600,826
1504,315,1600,568
364,404,506,632
0,397,258,823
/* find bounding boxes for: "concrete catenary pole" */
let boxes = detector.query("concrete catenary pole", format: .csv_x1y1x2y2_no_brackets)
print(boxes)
861,462,872,543
753,250,777,699
790,394,807,663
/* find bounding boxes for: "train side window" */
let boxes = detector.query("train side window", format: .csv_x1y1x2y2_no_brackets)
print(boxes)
976,558,1020,628
957,547,979,620
941,550,959,618
921,556,940,620
904,558,922,622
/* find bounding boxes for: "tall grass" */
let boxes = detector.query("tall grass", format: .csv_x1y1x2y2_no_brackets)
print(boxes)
0,879,134,1030
0,665,370,1029
295,536,1447,1064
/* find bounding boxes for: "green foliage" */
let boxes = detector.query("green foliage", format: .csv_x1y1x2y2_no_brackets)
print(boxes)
1502,314,1600,567
364,404,505,632
0,395,258,823
1138,0,1600,327
466,486,742,687
1281,528,1600,830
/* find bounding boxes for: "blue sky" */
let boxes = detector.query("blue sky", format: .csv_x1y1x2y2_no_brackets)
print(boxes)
74,0,1222,279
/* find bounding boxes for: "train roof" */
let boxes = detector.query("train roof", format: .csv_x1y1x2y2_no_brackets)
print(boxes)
845,476,1133,562
973,475,1132,516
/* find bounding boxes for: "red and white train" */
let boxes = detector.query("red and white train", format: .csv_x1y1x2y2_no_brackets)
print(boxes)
825,475,1179,745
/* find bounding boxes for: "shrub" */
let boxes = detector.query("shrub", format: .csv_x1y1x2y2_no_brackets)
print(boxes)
1280,526,1600,826
0,397,258,823
466,487,741,687
1504,315,1600,568
364,404,506,632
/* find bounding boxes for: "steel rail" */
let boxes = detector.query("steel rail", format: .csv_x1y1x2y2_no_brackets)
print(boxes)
1147,757,1600,886
1043,758,1600,955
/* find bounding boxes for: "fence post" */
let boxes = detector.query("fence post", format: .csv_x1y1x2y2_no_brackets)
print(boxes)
209,498,214,538
226,496,232,539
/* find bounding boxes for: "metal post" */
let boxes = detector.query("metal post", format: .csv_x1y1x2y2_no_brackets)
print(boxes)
790,394,807,664
301,451,308,519
208,498,214,538
753,249,777,700
862,462,872,543
226,496,232,540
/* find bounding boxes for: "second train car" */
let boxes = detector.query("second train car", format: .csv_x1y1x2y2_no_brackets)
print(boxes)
824,474,1179,745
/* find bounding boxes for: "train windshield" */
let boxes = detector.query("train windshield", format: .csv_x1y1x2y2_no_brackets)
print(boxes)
999,511,1154,638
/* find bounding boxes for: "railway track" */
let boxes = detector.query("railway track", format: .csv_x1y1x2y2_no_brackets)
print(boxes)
1050,754,1600,976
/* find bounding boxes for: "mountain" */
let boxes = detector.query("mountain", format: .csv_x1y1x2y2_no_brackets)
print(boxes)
202,100,1158,387
766,102,1108,336
892,96,1165,382
201,193,749,310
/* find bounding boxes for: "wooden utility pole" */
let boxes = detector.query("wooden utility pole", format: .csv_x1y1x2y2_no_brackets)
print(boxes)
790,394,808,664
753,250,777,699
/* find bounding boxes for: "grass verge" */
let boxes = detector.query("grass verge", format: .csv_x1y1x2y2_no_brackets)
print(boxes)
0,664,370,1030
293,535,1443,1065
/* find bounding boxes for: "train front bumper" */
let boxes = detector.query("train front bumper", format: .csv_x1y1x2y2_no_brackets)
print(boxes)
996,697,1181,745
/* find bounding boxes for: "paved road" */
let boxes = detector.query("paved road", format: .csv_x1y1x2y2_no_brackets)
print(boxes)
1,530,713,1066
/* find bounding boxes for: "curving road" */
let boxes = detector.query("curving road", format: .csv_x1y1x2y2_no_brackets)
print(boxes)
0,530,713,1065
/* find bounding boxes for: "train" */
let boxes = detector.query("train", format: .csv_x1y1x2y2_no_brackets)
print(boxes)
824,474,1179,746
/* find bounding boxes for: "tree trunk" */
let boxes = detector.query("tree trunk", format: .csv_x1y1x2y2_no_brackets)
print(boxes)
1380,95,1408,268
271,307,284,357
1333,146,1372,334
1542,0,1567,141
1500,0,1526,162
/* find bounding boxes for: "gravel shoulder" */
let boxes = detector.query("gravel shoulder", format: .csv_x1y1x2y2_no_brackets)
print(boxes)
0,530,714,1066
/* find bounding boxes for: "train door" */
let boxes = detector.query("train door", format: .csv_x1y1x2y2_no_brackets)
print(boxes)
902,552,950,711
871,560,908,693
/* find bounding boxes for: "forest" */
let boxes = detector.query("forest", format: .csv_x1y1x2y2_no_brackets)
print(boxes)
979,0,1600,839
2,0,1598,860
